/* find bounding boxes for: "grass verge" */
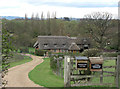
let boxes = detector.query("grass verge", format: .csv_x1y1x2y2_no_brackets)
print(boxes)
9,54,33,68
28,58,64,87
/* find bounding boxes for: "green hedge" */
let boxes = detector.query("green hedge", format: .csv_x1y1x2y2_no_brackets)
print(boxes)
50,56,58,71
35,49,47,56
81,48,101,57
19,47,29,53
50,55,64,72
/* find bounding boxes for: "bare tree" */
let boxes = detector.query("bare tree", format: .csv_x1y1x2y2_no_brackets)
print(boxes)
84,12,113,48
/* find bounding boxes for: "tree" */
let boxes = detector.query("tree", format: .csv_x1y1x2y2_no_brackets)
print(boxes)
84,12,113,48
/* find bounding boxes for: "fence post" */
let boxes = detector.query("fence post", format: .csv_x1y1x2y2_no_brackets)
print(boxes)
64,56,71,87
61,59,63,78
57,58,60,76
116,55,120,88
100,55,103,84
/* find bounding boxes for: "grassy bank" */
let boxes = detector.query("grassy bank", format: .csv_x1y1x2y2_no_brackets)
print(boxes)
28,58,64,87
9,53,33,68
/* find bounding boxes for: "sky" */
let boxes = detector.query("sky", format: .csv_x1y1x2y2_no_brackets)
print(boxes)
0,0,119,18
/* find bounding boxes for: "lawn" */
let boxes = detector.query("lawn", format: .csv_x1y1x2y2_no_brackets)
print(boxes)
28,58,64,87
8,53,33,68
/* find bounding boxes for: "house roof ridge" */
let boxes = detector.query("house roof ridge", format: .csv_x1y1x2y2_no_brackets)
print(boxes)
38,35,68,37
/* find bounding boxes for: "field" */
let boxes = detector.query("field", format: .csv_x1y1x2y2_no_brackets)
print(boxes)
8,53,33,68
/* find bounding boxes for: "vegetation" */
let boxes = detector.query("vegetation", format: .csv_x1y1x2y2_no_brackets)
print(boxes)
28,58,64,87
29,57,117,87
81,48,101,57
2,28,14,86
84,12,116,49
8,53,32,68
2,12,118,51
35,49,47,56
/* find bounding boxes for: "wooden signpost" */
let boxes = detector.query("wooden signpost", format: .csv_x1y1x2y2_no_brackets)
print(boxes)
89,57,103,71
75,56,88,70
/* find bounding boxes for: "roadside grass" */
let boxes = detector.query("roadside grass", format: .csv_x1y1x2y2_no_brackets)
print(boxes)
28,58,64,87
8,53,33,68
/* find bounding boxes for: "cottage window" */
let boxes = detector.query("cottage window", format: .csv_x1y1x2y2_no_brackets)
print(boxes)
63,44,66,47
54,44,57,47
44,44,48,47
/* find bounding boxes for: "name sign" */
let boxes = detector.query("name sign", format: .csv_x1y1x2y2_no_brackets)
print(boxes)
91,64,102,69
77,63,87,68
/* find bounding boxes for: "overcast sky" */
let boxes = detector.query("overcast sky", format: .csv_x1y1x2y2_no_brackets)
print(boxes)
0,0,119,18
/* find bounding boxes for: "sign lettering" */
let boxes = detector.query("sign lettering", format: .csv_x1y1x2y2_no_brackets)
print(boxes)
77,63,87,68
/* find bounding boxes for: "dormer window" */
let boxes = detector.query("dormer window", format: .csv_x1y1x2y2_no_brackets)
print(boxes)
44,44,48,47
54,44,57,47
63,44,66,47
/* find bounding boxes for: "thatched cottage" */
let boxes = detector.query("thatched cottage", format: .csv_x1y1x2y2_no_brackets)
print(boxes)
33,36,90,53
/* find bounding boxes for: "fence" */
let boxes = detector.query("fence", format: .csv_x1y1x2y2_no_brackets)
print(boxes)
64,55,120,88
50,55,64,78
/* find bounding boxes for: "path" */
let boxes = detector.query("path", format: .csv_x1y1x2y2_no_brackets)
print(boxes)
4,54,44,87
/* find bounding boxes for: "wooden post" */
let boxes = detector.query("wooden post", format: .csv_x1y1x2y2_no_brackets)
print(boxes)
64,56,71,87
100,69,103,84
100,55,103,84
61,59,63,78
116,55,120,88
57,58,60,76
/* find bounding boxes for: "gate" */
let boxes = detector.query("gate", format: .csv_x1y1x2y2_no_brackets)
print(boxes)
64,55,120,88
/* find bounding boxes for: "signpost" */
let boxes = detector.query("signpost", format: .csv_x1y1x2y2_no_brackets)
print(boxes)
89,57,103,71
75,56,88,70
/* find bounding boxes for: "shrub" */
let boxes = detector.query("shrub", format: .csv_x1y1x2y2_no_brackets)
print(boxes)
35,49,47,56
50,54,64,72
81,48,101,57
19,47,29,53
50,56,57,71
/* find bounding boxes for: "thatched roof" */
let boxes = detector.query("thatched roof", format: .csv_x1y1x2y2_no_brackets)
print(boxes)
34,36,90,50
68,42,80,50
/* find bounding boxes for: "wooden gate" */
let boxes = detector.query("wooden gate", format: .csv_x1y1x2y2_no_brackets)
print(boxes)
64,55,120,88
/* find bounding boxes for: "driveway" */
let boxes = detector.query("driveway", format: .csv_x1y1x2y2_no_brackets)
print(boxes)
4,54,44,87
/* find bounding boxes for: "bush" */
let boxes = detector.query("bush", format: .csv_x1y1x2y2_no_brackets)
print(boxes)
50,54,64,72
19,47,29,53
81,48,101,57
35,49,46,56
50,56,57,71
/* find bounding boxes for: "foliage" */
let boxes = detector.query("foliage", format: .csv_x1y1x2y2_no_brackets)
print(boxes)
84,12,113,49
35,49,47,56
50,56,58,71
2,29,14,86
50,54,64,73
2,12,118,51
81,48,101,57
19,47,29,53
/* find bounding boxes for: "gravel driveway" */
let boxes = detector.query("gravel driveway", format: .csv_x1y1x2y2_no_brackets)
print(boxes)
4,54,44,87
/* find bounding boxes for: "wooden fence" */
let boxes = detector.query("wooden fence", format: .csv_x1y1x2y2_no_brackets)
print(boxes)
64,55,120,88
52,56,64,78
